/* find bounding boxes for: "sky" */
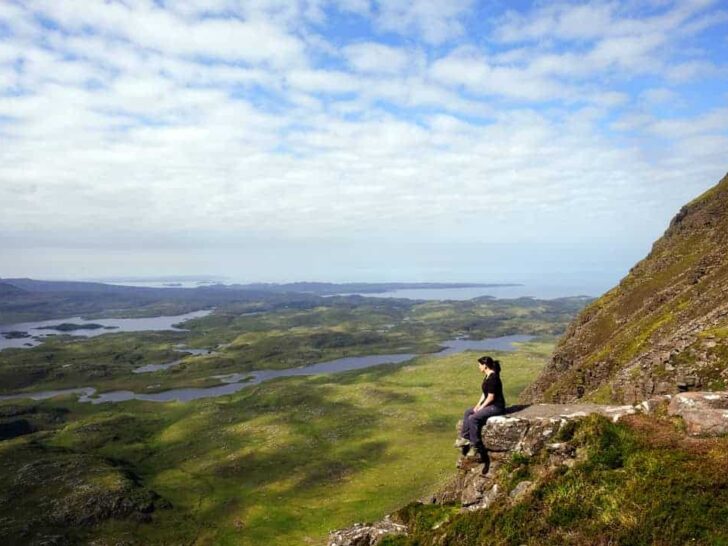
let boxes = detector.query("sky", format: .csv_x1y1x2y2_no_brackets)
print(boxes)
0,0,727,289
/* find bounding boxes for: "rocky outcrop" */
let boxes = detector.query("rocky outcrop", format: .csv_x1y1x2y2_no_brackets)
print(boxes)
443,403,638,510
328,517,406,546
328,403,637,545
329,395,728,545
522,172,728,404
668,391,728,436
478,403,636,454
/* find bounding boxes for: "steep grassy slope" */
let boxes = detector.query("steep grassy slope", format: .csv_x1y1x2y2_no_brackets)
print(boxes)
522,172,728,403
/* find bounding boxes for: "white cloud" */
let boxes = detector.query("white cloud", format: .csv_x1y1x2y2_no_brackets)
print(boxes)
343,42,413,74
0,0,726,282
286,69,361,94
495,2,617,43
429,49,572,102
30,0,306,66
640,87,679,104
371,0,473,44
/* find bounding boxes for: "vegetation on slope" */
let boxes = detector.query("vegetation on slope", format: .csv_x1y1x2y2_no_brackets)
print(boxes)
382,412,728,546
523,172,728,403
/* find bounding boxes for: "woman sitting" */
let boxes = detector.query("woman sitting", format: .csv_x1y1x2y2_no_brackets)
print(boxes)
455,355,506,460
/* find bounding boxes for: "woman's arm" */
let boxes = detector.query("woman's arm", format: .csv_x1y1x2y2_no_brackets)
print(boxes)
475,393,495,411
480,393,495,408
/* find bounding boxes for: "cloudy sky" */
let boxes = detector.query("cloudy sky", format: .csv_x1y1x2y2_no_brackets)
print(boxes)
0,1,726,289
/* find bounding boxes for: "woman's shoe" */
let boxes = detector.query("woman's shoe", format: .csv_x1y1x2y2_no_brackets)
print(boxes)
454,437,470,448
464,445,486,462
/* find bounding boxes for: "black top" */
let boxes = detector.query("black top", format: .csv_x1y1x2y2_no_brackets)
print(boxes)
481,372,506,408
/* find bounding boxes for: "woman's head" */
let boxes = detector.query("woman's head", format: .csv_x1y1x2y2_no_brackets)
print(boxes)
477,355,501,374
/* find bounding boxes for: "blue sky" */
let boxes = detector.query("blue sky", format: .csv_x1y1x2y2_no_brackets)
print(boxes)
0,1,727,289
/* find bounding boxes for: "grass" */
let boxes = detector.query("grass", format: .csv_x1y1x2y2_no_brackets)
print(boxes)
384,413,728,546
0,297,584,395
0,339,552,545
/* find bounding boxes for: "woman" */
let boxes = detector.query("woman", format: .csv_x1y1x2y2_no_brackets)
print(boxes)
455,355,506,460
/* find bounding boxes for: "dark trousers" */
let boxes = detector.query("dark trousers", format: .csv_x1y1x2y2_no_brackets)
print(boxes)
461,405,505,446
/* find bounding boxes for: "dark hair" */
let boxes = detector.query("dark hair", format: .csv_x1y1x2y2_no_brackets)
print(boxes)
478,355,501,373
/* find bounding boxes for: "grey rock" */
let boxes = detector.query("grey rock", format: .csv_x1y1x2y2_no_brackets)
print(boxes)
328,516,406,546
639,395,672,414
480,404,636,455
509,481,534,500
465,484,501,512
668,391,728,436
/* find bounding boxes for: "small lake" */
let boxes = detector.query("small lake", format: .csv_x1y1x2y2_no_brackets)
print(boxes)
0,334,534,404
132,347,217,374
0,310,212,351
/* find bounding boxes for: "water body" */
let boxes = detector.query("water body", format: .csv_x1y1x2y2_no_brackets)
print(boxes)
0,335,533,404
0,310,212,351
133,347,217,374
97,280,221,289
340,283,605,301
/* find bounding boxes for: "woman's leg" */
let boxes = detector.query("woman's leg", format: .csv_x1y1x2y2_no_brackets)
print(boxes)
467,405,504,446
461,408,475,439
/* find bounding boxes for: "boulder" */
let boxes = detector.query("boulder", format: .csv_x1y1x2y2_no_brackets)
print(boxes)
476,404,637,455
509,480,534,500
327,517,406,546
668,391,728,436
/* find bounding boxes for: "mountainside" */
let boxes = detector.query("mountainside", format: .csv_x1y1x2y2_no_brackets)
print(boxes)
523,172,728,404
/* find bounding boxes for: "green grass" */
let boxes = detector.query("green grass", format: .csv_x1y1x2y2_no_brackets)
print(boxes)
385,414,728,546
0,297,584,395
0,340,552,545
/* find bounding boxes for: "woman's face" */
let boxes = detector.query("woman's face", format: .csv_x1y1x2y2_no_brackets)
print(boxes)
478,362,487,374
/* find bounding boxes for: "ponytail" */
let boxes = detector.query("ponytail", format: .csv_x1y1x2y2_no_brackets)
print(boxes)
477,355,501,373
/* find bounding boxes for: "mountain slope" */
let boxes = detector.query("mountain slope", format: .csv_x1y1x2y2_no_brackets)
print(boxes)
522,172,728,403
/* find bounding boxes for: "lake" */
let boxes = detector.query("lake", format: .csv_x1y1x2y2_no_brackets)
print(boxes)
0,334,534,404
0,310,212,351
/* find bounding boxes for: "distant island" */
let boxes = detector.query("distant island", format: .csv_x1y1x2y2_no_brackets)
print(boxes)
1,331,31,339
37,323,119,332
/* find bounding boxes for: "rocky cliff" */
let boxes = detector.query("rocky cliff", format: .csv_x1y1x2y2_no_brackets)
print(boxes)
330,393,728,546
522,172,728,403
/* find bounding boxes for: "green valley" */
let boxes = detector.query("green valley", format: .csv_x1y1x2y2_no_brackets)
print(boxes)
0,338,554,545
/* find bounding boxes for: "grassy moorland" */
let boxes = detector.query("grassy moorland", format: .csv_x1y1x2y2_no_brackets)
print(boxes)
0,340,553,546
0,297,584,395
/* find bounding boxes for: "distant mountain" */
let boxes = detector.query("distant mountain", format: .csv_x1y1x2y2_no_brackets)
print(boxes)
522,172,728,404
0,282,27,296
1,278,150,294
